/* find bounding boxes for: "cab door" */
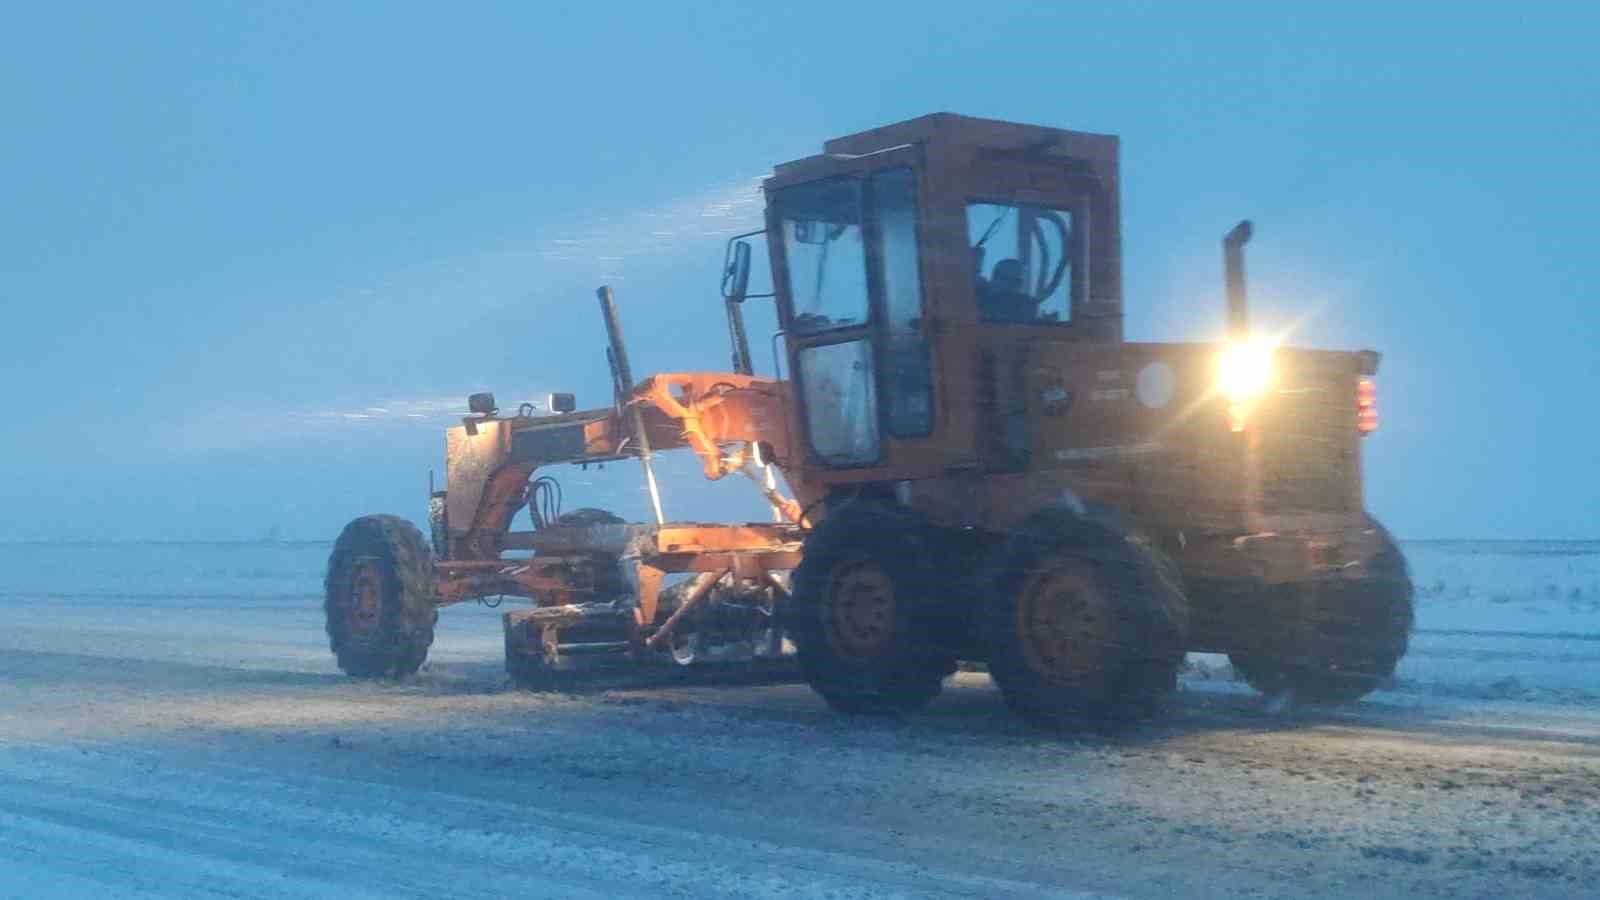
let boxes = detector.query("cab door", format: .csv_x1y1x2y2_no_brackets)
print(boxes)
768,149,935,474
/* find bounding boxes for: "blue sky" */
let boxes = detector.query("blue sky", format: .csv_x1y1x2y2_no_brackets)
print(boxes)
2,1,1595,540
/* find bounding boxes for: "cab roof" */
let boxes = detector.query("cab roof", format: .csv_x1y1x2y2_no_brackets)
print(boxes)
773,112,1119,177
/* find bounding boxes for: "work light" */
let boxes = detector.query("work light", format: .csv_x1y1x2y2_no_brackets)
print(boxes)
1217,339,1275,405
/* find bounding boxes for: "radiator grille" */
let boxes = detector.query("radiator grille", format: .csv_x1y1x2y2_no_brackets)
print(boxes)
1256,386,1357,514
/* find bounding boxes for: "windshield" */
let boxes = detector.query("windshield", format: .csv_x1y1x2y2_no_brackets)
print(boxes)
774,178,869,335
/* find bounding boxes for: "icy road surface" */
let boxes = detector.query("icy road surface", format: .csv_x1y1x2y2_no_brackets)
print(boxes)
0,541,1596,898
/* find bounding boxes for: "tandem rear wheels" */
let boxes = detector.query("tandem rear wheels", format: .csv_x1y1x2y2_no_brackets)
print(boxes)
787,505,955,715
787,504,1186,728
324,515,439,678
981,521,1187,730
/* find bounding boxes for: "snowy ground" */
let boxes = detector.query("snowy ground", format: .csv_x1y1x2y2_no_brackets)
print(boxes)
0,540,1596,898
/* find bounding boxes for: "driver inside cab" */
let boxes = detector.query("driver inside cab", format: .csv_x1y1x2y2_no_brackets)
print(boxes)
975,256,1041,324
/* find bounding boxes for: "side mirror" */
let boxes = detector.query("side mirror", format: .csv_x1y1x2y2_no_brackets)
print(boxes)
468,392,497,415
722,240,753,302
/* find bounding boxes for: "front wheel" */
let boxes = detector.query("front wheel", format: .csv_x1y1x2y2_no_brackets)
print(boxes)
324,515,439,678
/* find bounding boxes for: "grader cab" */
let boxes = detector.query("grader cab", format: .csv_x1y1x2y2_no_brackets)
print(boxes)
325,113,1412,725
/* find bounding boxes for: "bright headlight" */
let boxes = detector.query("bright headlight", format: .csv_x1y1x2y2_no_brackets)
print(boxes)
1217,339,1275,404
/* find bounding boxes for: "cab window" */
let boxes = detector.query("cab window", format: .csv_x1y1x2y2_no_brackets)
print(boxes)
872,167,932,437
797,340,880,465
775,179,868,336
967,201,1076,324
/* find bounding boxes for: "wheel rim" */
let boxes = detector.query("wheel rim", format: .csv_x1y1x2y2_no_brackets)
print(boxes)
822,560,896,661
347,558,385,638
1017,559,1115,680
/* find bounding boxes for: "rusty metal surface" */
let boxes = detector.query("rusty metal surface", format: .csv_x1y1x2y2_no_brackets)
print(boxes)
441,372,798,559
644,570,724,650
505,522,800,556
434,517,800,610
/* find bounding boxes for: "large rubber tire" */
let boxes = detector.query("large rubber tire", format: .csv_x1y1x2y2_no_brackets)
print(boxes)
982,518,1187,729
324,515,438,678
786,504,954,715
1229,518,1414,705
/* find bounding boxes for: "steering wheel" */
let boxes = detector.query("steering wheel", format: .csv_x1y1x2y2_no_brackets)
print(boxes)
1030,211,1071,301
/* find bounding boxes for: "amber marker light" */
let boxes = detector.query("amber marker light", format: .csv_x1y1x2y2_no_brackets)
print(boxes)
1357,377,1378,436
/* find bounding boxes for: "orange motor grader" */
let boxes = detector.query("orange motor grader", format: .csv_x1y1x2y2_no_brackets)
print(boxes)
325,113,1412,725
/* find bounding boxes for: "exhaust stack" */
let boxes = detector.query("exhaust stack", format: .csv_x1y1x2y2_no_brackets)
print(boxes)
1223,220,1253,339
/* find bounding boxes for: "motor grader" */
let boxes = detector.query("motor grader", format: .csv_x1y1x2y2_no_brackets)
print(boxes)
325,112,1412,725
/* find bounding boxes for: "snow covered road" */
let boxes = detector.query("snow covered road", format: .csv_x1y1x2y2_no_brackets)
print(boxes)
0,540,1596,898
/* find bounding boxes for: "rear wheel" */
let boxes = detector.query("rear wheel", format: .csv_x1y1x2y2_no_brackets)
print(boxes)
983,522,1186,728
787,505,952,715
1229,519,1413,704
324,515,438,677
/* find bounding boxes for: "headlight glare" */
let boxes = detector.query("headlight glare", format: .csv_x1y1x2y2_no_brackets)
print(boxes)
1217,339,1275,404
